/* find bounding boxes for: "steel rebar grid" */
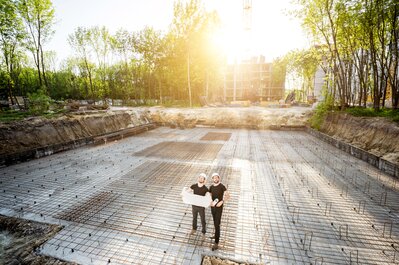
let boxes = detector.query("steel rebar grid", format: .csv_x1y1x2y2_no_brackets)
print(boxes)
0,127,398,264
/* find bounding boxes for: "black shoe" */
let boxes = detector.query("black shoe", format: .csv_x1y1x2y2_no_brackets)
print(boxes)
211,243,218,251
202,231,206,235
190,229,196,235
209,235,215,239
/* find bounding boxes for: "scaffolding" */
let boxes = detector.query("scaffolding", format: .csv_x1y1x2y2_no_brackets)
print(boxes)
225,58,285,102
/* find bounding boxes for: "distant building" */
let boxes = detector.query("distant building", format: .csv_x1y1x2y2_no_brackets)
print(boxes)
224,56,285,102
314,66,325,101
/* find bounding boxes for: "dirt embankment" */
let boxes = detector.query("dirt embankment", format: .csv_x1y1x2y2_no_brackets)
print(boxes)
0,110,151,158
0,107,312,161
2,107,398,166
320,112,399,165
146,106,312,128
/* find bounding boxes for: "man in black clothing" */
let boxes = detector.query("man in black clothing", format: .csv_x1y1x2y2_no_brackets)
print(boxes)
209,172,230,251
190,173,209,235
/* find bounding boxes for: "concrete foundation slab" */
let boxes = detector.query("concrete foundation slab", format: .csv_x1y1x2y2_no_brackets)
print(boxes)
0,127,398,264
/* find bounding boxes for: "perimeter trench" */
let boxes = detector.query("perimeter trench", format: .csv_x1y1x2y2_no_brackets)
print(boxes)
1,127,399,264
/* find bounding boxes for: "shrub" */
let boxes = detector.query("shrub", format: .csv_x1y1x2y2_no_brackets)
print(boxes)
28,89,52,115
309,93,334,130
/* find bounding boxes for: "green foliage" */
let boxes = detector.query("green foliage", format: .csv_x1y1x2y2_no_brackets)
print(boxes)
294,0,399,110
28,88,51,115
0,0,227,105
18,0,55,88
0,110,31,123
345,107,399,123
309,93,334,130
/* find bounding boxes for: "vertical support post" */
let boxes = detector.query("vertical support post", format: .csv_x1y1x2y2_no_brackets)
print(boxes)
325,202,332,216
364,181,370,193
382,222,393,238
380,191,387,206
302,231,313,251
341,185,348,197
339,224,349,239
349,250,359,264
358,201,366,214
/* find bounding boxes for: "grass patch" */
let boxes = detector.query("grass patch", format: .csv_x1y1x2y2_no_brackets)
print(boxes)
0,110,31,123
0,108,67,123
345,107,399,122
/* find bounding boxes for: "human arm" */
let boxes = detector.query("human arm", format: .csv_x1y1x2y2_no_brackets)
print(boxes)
215,188,229,207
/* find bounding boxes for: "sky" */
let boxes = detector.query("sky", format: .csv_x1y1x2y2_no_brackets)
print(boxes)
48,0,309,65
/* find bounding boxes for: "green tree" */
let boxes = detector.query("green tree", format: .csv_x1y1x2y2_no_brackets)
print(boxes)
88,26,112,100
136,26,166,101
295,0,399,110
0,0,26,106
68,27,95,98
285,48,320,102
18,0,55,91
170,0,218,107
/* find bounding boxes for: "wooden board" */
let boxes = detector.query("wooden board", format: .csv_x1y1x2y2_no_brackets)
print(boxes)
181,187,212,208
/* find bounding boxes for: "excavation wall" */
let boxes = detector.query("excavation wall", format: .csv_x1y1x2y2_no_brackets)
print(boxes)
2,107,399,172
0,110,153,166
0,107,312,166
320,112,399,165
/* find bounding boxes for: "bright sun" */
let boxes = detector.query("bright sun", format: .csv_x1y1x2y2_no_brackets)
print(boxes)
212,28,251,63
206,0,308,63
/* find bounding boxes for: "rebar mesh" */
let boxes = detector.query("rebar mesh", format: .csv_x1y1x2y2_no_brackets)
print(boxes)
0,127,398,264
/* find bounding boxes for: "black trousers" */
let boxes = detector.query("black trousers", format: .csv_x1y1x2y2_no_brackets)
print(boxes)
211,206,223,243
192,205,206,233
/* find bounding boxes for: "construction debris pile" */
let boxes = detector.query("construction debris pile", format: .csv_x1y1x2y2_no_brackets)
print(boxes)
202,256,254,265
0,215,74,265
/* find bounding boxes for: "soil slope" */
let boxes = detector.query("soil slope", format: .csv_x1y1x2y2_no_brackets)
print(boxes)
0,110,150,157
1,107,398,166
320,112,399,165
145,106,312,128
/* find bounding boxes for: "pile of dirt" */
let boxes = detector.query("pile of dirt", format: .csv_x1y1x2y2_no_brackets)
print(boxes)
0,215,75,265
320,112,399,165
146,106,312,129
202,256,257,265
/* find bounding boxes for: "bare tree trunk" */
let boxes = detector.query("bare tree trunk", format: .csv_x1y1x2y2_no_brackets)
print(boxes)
187,52,192,107
205,70,209,99
40,43,49,89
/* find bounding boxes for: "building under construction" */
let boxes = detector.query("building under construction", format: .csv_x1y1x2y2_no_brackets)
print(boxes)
224,56,285,102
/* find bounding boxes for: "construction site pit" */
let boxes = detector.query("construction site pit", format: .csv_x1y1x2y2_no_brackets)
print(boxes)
0,126,399,264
